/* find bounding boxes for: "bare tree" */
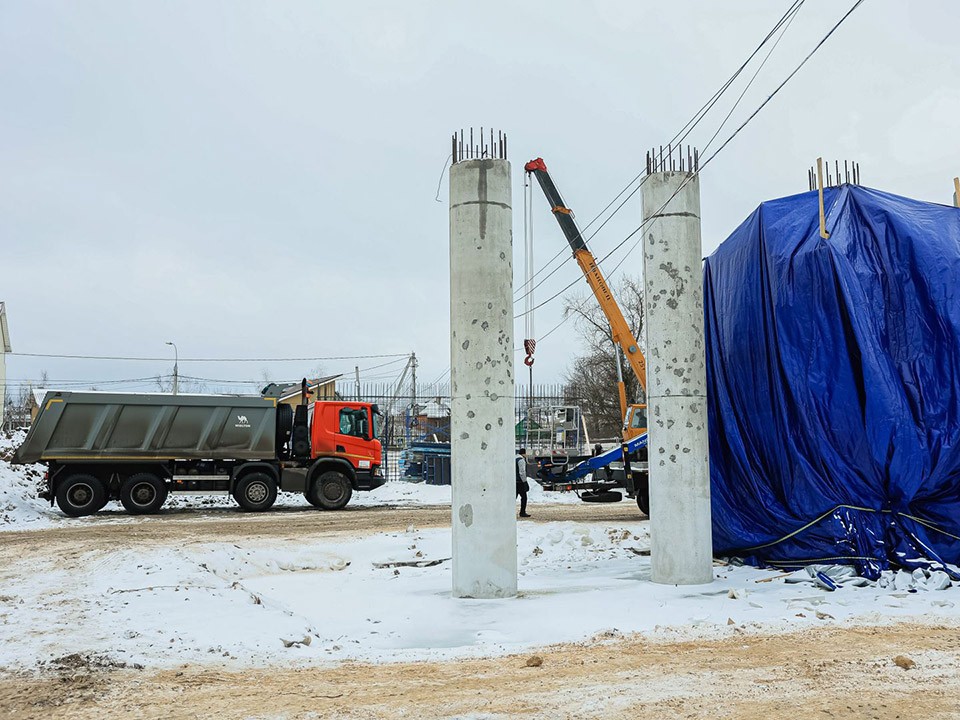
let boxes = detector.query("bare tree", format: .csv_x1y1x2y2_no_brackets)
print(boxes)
563,275,645,440
153,375,206,394
4,382,34,431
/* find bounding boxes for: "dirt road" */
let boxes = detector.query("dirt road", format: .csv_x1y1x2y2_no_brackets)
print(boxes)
2,623,958,719
0,501,639,552
2,503,958,719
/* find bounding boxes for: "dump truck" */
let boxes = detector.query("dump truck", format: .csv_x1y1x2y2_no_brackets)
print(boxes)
13,384,384,517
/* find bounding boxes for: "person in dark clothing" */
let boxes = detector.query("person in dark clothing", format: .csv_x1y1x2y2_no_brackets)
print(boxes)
516,448,530,517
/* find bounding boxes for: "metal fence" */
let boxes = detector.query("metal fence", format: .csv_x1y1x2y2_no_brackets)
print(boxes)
342,381,588,482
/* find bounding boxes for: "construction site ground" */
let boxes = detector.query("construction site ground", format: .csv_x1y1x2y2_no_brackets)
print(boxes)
2,503,959,720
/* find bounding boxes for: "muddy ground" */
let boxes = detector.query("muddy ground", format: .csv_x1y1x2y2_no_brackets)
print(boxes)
1,503,958,719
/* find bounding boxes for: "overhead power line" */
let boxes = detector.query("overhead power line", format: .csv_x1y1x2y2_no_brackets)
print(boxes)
513,0,807,307
518,0,866,331
5,375,167,387
9,351,410,363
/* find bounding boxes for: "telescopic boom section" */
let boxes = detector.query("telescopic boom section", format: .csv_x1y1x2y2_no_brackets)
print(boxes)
524,158,647,391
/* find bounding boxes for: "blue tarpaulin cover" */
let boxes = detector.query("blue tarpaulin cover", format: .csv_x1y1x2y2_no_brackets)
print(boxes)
704,185,960,579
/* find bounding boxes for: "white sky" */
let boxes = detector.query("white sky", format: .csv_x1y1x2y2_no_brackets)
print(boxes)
2,1,959,395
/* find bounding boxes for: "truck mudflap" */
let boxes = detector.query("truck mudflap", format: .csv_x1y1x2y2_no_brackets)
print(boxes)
355,467,386,491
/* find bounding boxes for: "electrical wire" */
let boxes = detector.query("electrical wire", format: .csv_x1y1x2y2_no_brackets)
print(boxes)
4,375,165,387
432,366,450,385
8,351,410,363
593,6,804,289
358,356,410,373
517,0,865,330
697,2,805,160
512,0,806,306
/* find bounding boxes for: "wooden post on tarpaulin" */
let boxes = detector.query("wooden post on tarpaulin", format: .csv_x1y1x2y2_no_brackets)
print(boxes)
817,158,830,240
953,177,959,208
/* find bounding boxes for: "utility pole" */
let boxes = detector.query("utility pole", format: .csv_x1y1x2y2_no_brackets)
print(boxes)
165,341,179,395
410,352,418,422
355,365,361,400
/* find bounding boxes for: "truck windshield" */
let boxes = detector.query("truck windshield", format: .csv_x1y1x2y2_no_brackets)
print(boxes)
339,408,369,438
372,410,381,439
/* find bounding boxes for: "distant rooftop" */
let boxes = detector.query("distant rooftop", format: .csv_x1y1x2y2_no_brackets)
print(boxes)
261,374,343,402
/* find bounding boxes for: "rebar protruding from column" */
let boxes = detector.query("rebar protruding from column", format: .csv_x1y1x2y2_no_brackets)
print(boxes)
452,127,508,164
807,159,862,190
647,145,699,175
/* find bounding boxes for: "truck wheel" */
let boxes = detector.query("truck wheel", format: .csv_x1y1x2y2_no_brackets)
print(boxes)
636,490,650,516
309,471,353,510
55,474,107,517
234,473,277,512
120,473,168,515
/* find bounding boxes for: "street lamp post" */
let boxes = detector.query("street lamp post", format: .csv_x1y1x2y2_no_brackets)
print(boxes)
165,341,179,395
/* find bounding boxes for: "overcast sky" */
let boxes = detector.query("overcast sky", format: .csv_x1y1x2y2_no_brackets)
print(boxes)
2,1,959,397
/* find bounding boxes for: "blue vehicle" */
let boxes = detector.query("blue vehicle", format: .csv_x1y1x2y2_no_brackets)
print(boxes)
531,433,649,514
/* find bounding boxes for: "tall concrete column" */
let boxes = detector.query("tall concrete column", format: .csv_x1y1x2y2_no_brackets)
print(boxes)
449,129,517,599
641,150,713,586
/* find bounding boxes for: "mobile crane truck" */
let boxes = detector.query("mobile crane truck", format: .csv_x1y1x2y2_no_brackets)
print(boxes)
524,157,651,513
13,380,384,517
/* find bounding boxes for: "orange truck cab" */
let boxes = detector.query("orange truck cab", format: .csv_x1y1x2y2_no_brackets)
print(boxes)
311,401,384,489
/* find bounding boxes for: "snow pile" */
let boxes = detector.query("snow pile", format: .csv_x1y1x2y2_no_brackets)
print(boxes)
1,519,957,672
0,430,55,530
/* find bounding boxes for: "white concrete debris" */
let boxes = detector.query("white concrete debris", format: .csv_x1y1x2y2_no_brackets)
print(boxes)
641,170,713,586
448,156,517,599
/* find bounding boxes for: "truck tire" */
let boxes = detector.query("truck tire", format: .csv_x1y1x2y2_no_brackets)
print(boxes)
581,490,622,503
234,473,277,512
55,474,107,517
636,490,650,516
119,473,168,515
309,471,353,510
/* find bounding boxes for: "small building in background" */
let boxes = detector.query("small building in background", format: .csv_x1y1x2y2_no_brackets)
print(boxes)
262,375,342,410
412,397,451,442
29,388,46,423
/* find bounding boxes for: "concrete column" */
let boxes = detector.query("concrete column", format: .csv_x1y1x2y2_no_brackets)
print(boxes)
641,169,713,586
449,153,517,599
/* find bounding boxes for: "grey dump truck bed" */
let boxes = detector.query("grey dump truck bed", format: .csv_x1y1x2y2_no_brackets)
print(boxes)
15,391,278,464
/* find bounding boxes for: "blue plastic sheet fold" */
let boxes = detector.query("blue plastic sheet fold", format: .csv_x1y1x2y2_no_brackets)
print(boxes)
704,185,960,579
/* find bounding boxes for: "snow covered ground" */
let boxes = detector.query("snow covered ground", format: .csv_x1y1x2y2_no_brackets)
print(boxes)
1,430,958,675
1,515,958,673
